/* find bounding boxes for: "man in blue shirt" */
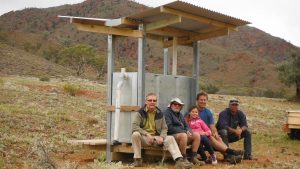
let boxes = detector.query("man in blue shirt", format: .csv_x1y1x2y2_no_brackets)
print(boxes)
195,91,243,164
216,98,253,160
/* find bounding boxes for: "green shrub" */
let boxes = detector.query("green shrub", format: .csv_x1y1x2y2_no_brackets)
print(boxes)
63,83,80,96
201,83,219,94
263,89,285,98
0,158,3,169
0,78,4,86
247,88,286,98
97,152,106,162
39,76,50,82
0,31,8,43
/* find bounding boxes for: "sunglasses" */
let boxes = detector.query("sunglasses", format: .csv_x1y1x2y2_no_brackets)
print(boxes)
230,104,239,106
147,99,157,102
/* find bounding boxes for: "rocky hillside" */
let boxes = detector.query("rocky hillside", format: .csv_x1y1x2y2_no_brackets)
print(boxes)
0,0,298,96
0,43,74,77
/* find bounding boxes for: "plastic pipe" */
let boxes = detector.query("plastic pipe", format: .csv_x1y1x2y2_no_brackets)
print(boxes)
114,68,128,141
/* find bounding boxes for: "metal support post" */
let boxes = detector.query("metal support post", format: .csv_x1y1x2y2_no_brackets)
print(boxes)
193,41,200,96
106,34,115,162
163,48,169,75
172,37,178,76
137,24,146,106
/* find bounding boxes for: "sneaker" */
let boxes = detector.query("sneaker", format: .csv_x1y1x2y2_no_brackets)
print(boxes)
226,155,242,164
134,158,142,167
211,154,218,165
183,157,190,163
175,158,193,169
205,158,212,164
190,156,205,166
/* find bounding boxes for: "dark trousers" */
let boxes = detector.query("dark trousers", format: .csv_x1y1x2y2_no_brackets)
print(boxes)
218,129,252,156
198,135,214,160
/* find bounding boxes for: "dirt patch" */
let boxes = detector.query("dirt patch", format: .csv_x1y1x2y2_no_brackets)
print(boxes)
24,84,62,93
77,89,104,100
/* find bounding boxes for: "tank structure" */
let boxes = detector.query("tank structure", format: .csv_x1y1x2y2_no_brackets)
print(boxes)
59,1,250,161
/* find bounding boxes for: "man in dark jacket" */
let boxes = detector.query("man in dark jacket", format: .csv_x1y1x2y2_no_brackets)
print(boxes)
216,98,253,160
131,93,192,168
164,97,204,166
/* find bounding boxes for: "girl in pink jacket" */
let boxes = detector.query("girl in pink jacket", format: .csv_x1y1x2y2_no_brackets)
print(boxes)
186,106,217,165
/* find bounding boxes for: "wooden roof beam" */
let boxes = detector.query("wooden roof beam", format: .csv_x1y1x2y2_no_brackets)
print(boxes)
163,28,229,47
73,23,143,38
160,6,236,30
71,17,106,26
147,26,197,37
185,28,229,44
105,17,140,27
196,26,237,34
145,16,182,31
146,34,164,42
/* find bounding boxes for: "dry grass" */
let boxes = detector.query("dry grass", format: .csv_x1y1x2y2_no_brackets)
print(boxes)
0,75,106,168
0,75,300,169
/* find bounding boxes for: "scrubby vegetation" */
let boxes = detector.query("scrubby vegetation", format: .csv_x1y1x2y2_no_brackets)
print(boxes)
63,83,81,96
278,50,300,100
1,76,300,169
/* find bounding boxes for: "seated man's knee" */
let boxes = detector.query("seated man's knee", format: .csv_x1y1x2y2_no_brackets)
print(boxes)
164,136,176,145
243,129,251,137
176,133,188,141
132,131,141,139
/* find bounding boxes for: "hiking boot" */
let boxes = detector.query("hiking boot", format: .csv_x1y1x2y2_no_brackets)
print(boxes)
134,158,142,167
233,150,244,156
211,154,218,165
243,154,253,160
190,156,205,166
175,158,193,169
226,155,242,164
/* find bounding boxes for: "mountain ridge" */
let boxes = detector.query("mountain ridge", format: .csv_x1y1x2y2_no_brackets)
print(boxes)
0,0,298,96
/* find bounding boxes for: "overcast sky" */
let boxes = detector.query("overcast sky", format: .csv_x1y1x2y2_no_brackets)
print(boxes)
1,0,299,47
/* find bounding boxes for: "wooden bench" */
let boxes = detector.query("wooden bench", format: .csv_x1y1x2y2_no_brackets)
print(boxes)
69,105,190,161
68,139,107,151
68,139,175,161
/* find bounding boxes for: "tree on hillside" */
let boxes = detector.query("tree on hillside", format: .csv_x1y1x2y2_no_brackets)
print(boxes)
278,50,300,100
43,46,62,63
89,54,106,78
59,44,96,76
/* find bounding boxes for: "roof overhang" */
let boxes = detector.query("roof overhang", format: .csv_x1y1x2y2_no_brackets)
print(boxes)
58,1,250,47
